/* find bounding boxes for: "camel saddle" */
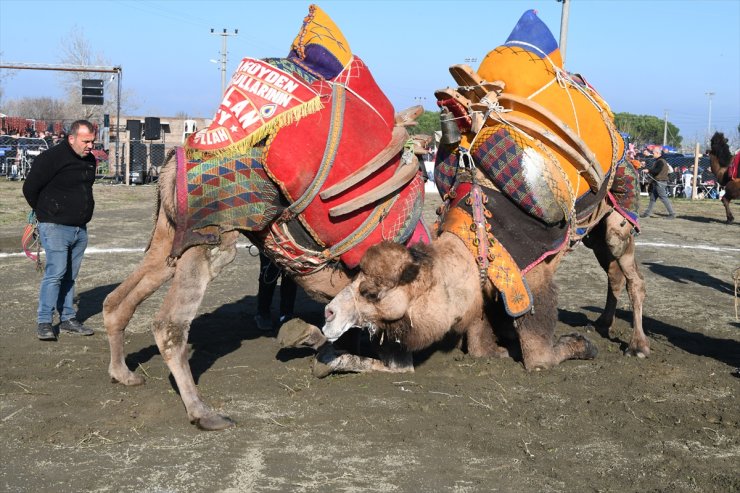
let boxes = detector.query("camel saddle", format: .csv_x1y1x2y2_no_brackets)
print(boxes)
434,10,635,316
171,4,428,272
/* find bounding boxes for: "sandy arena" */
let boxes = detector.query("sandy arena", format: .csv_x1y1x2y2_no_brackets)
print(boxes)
0,180,738,492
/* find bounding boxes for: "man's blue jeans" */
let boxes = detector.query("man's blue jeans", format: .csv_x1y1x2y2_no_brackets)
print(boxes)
37,223,88,324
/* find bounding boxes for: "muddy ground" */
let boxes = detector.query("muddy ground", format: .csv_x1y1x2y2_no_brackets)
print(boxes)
0,180,738,493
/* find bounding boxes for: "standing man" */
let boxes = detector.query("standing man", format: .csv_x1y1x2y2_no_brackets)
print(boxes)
23,120,97,340
640,151,676,219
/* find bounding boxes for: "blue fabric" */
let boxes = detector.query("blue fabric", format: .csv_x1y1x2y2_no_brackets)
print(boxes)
504,9,559,57
37,223,88,324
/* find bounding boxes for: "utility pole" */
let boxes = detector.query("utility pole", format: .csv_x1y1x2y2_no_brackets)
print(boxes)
211,28,238,95
663,110,669,147
557,0,570,67
705,91,715,141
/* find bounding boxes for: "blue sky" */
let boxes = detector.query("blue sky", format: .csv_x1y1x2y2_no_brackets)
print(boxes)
1,0,738,147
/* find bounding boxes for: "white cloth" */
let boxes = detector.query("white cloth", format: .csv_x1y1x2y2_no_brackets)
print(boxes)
682,173,693,198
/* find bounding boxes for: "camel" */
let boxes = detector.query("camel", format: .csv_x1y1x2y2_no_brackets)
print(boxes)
707,132,740,224
317,9,648,372
320,195,647,371
102,5,429,430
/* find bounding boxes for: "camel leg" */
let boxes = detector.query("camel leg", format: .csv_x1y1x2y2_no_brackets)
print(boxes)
517,255,597,370
103,210,176,386
312,341,414,378
466,316,510,359
589,214,649,357
151,231,239,430
722,195,734,223
277,320,414,377
615,236,648,357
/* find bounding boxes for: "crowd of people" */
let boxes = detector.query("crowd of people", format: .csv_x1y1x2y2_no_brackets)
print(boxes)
1,126,67,146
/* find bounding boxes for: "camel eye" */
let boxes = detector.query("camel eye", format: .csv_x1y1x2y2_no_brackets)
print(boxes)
359,283,381,302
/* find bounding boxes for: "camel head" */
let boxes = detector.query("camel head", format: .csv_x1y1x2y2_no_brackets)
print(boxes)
708,132,732,167
322,242,431,343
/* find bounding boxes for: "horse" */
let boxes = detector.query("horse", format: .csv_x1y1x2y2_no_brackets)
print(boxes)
707,132,740,224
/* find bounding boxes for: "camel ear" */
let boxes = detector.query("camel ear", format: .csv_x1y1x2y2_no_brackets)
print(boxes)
398,262,420,285
398,243,431,285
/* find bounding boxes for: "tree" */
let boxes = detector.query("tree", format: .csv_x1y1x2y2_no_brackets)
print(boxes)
3,97,66,120
407,110,441,137
57,28,138,122
614,112,682,149
0,50,17,108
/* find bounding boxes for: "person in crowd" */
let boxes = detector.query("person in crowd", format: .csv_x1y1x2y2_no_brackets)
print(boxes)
22,120,98,341
253,252,297,332
640,151,676,219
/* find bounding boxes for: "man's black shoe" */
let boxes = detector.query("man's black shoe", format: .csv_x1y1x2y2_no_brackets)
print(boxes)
60,318,94,336
37,323,56,341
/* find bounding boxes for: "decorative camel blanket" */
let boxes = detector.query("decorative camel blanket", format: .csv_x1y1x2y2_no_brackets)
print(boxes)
171,147,282,257
433,9,632,316
172,4,426,269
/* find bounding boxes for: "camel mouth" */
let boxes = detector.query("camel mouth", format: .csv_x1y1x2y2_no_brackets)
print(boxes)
322,321,377,343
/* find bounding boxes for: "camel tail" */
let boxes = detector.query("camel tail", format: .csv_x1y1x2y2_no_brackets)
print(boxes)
145,148,179,252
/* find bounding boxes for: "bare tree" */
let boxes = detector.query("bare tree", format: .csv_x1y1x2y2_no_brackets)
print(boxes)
57,28,138,121
3,97,67,120
0,50,17,109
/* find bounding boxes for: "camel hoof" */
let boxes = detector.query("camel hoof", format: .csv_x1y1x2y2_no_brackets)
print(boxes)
110,372,145,386
194,414,235,431
277,320,326,349
559,333,598,360
311,359,334,379
624,348,649,359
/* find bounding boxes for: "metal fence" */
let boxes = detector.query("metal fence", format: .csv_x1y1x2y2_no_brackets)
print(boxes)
638,154,721,199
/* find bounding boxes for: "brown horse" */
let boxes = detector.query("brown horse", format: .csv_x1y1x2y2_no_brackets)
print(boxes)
708,132,740,224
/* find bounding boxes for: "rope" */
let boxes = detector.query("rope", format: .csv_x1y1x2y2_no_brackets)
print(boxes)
21,211,43,271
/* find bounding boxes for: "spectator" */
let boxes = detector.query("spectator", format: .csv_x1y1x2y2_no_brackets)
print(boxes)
22,120,98,341
640,151,676,219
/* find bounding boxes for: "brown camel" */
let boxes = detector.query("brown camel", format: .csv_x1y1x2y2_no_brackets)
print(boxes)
707,132,740,224
317,8,650,373
102,4,432,429
103,137,427,430
321,202,647,371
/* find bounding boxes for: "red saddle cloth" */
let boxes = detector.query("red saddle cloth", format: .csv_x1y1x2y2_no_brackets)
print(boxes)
264,56,426,268
730,151,740,181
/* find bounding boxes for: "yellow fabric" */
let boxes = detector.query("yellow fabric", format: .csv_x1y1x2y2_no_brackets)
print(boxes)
291,4,352,68
477,45,622,198
441,206,532,316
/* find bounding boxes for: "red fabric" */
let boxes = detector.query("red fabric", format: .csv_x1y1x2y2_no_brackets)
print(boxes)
729,151,740,181
265,56,421,268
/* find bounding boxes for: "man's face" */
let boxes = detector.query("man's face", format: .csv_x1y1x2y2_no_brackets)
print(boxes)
69,127,96,157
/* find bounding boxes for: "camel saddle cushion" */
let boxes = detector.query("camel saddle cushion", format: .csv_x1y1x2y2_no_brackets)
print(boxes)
172,4,426,268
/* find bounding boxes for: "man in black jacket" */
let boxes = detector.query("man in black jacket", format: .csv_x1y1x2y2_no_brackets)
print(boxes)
23,120,97,340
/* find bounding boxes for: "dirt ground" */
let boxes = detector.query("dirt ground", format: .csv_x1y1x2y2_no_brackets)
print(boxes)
0,180,738,493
